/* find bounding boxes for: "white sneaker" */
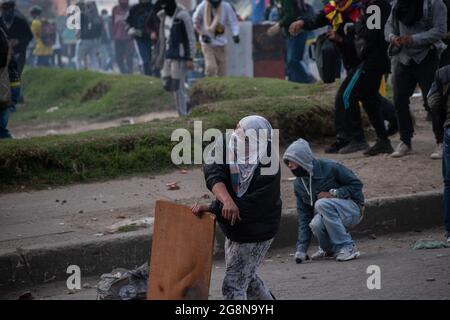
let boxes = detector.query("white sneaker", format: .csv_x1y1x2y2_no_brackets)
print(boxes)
294,251,308,264
391,142,412,158
311,247,335,260
430,143,443,160
336,245,360,262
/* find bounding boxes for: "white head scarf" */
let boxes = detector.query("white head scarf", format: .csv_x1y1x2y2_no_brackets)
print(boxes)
228,115,273,197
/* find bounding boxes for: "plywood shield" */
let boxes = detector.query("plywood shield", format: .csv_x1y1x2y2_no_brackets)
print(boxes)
147,200,216,300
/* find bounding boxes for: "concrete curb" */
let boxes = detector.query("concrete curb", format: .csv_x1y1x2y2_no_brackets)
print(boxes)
0,191,443,290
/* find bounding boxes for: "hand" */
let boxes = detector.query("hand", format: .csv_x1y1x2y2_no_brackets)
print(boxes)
399,34,413,46
267,23,281,37
317,192,333,199
232,35,240,44
150,32,157,41
391,36,402,48
326,30,343,43
186,60,194,70
191,203,209,217
201,34,211,44
222,199,241,226
288,20,304,36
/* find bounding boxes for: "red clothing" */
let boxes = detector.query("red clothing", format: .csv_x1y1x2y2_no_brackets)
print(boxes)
112,5,130,41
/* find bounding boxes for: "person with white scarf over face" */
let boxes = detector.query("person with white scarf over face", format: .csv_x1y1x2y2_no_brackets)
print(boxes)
193,0,240,77
192,115,282,300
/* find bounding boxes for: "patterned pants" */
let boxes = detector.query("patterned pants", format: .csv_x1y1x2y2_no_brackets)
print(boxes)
222,238,274,300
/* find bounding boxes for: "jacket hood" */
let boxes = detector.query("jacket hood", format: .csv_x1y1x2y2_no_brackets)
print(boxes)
283,138,315,175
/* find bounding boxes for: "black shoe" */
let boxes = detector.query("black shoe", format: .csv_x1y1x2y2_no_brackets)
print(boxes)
325,140,349,154
363,139,394,156
339,140,369,154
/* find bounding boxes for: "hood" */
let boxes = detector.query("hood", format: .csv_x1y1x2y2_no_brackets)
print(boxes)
283,138,315,175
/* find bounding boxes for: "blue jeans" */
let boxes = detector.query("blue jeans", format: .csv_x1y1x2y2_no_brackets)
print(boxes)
0,86,21,139
135,38,152,76
443,127,450,232
36,55,53,67
286,32,314,84
309,198,361,253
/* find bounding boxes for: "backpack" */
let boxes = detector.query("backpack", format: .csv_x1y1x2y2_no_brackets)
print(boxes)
41,20,56,47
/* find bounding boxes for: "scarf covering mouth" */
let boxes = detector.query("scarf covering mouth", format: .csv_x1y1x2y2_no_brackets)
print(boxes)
204,1,223,34
228,115,273,198
394,0,425,27
323,0,361,31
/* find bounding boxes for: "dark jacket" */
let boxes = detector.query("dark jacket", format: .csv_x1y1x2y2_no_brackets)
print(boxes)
293,159,365,209
302,6,361,70
278,0,315,34
203,136,282,243
353,0,391,72
0,15,33,54
428,65,450,129
127,2,153,38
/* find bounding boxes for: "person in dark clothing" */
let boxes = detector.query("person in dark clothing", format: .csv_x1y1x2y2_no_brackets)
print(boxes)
76,1,103,70
385,0,447,158
439,0,450,67
289,0,374,154
0,0,33,75
192,115,281,300
428,65,450,242
337,0,396,156
127,0,154,75
0,26,20,139
112,0,135,74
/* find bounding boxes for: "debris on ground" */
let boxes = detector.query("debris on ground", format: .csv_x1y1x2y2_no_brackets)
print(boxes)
413,240,449,250
180,170,188,174
107,217,154,233
166,182,180,190
97,263,149,300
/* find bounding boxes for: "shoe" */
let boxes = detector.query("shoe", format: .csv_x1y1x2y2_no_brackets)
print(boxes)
336,245,360,262
391,142,412,158
430,143,443,160
311,247,335,260
364,139,394,156
338,140,369,154
294,251,309,264
325,140,349,154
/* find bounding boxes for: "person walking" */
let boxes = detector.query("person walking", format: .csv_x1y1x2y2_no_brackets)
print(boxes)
112,0,134,74
30,5,54,67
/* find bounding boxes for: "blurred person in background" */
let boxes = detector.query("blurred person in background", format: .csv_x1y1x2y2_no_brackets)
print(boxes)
112,0,134,74
127,0,155,75
0,0,32,75
30,5,54,67
193,0,240,77
100,9,114,71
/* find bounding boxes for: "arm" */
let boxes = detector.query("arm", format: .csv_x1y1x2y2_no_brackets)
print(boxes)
180,12,196,60
30,20,41,40
411,0,447,47
333,163,364,201
226,3,239,37
428,66,450,115
19,18,33,46
301,10,329,31
192,4,203,34
384,2,399,43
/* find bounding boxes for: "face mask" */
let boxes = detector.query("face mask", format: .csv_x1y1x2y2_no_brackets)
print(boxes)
291,166,309,177
161,0,176,16
209,0,222,8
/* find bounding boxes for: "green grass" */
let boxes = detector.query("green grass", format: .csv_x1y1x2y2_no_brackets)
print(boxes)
12,68,173,123
0,74,337,192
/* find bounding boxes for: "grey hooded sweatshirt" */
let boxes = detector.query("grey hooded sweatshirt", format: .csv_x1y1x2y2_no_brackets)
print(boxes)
283,139,365,208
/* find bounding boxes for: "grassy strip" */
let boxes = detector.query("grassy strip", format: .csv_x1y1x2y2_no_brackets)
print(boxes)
13,68,173,123
0,78,336,192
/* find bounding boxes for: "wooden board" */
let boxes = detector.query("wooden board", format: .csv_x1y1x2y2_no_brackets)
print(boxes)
147,200,216,300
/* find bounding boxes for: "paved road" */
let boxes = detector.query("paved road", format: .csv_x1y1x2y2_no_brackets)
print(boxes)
2,228,449,300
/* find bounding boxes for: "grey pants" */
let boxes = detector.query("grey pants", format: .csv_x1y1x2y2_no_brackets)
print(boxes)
161,59,189,116
222,238,274,300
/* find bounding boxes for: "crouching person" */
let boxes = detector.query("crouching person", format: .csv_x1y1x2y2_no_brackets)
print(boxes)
283,138,365,263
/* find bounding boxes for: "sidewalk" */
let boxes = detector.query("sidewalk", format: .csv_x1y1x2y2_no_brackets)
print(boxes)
1,228,449,300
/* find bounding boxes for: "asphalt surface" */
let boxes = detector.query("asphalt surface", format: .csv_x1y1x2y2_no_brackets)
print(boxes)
1,228,449,300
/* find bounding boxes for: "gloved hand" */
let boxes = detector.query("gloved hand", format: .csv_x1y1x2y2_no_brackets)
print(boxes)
233,35,240,44
201,34,211,44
